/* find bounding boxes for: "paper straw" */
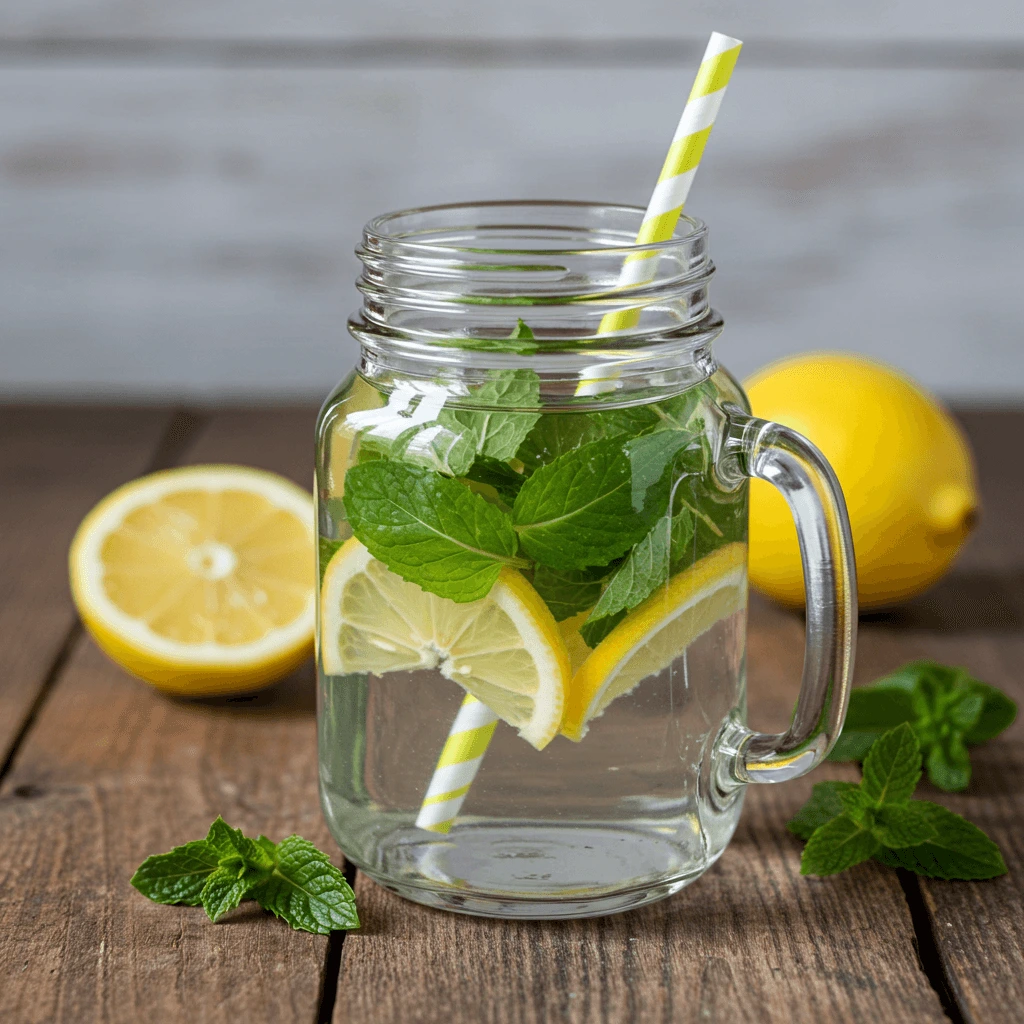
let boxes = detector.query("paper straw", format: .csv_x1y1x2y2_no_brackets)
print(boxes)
415,695,498,833
416,32,742,834
599,31,742,336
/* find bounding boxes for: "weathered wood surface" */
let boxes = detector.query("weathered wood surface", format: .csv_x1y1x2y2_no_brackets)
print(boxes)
0,406,1022,1024
0,406,174,762
2,62,1022,401
0,407,333,1023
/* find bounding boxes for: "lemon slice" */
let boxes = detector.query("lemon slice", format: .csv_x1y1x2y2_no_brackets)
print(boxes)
69,465,315,696
320,538,569,750
562,543,747,741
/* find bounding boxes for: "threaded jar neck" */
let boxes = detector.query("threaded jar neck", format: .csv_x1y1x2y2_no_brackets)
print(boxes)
349,200,723,406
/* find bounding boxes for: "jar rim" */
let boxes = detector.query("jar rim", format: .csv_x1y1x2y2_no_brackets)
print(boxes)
361,199,707,258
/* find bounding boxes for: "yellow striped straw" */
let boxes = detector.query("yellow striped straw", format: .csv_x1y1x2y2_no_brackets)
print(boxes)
417,33,742,834
598,31,742,336
415,694,498,834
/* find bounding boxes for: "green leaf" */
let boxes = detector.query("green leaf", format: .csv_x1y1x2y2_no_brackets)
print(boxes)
200,865,264,923
438,369,541,463
872,804,938,849
319,536,344,585
861,723,921,806
837,786,875,823
579,516,671,647
343,461,522,602
512,436,654,570
926,738,972,792
515,406,664,471
205,816,274,870
828,730,881,763
509,318,535,340
251,836,359,934
787,781,860,840
462,456,525,506
874,803,1007,880
130,839,222,907
948,692,984,731
622,428,697,512
392,420,478,477
963,682,1017,744
801,815,881,876
532,564,610,622
843,686,918,732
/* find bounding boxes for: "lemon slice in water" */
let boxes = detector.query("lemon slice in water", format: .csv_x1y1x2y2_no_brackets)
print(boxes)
320,538,569,750
69,465,315,696
562,542,747,741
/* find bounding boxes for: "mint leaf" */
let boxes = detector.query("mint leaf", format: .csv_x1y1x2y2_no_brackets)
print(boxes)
964,682,1017,743
579,516,671,647
845,686,918,731
200,865,265,922
343,461,522,602
874,803,1007,880
439,369,541,463
872,804,938,848
623,429,697,512
787,781,860,840
463,456,525,506
512,436,654,570
319,536,344,585
828,730,880,762
130,839,222,906
206,816,274,868
801,815,880,876
509,318,535,340
861,723,921,805
926,739,971,792
251,836,359,934
393,420,477,477
532,563,610,622
516,406,664,471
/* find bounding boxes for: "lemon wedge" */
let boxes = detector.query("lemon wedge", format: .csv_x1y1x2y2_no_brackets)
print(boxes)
562,543,747,741
320,538,569,750
69,465,315,696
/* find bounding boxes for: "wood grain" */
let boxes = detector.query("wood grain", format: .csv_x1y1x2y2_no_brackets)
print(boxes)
0,406,173,763
0,407,329,1023
846,411,1024,1024
2,66,1022,400
334,593,945,1024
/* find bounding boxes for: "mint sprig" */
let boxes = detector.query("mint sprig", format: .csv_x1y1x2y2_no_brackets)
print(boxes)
343,461,526,602
131,818,359,933
829,661,1016,791
789,725,1006,880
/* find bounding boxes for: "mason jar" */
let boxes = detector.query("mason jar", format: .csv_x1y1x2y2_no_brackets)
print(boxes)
315,201,857,919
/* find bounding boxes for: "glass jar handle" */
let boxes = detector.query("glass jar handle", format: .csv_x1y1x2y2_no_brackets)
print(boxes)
715,407,858,790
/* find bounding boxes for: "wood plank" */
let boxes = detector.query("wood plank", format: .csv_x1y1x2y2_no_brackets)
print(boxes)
1,66,1022,402
0,406,330,1023
849,410,1024,1024
0,0,1019,43
0,406,173,763
334,591,945,1024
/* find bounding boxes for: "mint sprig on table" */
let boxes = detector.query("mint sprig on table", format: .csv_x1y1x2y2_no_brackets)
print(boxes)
789,724,1006,880
829,661,1016,791
131,818,359,934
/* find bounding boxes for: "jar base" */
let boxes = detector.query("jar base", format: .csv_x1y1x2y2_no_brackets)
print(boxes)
348,822,725,920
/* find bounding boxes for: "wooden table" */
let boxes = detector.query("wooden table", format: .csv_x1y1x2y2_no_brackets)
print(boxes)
1,405,1021,1024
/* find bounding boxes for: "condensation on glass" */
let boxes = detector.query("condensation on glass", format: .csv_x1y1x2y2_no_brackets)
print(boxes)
315,202,857,919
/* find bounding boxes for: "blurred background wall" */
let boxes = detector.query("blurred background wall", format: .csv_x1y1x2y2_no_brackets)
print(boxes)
0,1,1021,402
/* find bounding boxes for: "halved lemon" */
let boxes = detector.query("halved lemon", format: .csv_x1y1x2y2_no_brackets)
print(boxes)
320,538,569,750
562,543,747,741
69,465,315,696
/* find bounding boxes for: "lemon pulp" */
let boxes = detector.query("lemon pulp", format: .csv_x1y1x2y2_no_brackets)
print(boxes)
320,538,569,750
562,543,747,741
69,465,315,695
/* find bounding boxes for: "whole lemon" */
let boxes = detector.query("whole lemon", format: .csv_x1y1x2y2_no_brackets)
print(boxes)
744,352,978,610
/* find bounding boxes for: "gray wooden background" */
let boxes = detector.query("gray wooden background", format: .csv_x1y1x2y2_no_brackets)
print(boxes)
1,2,1021,401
